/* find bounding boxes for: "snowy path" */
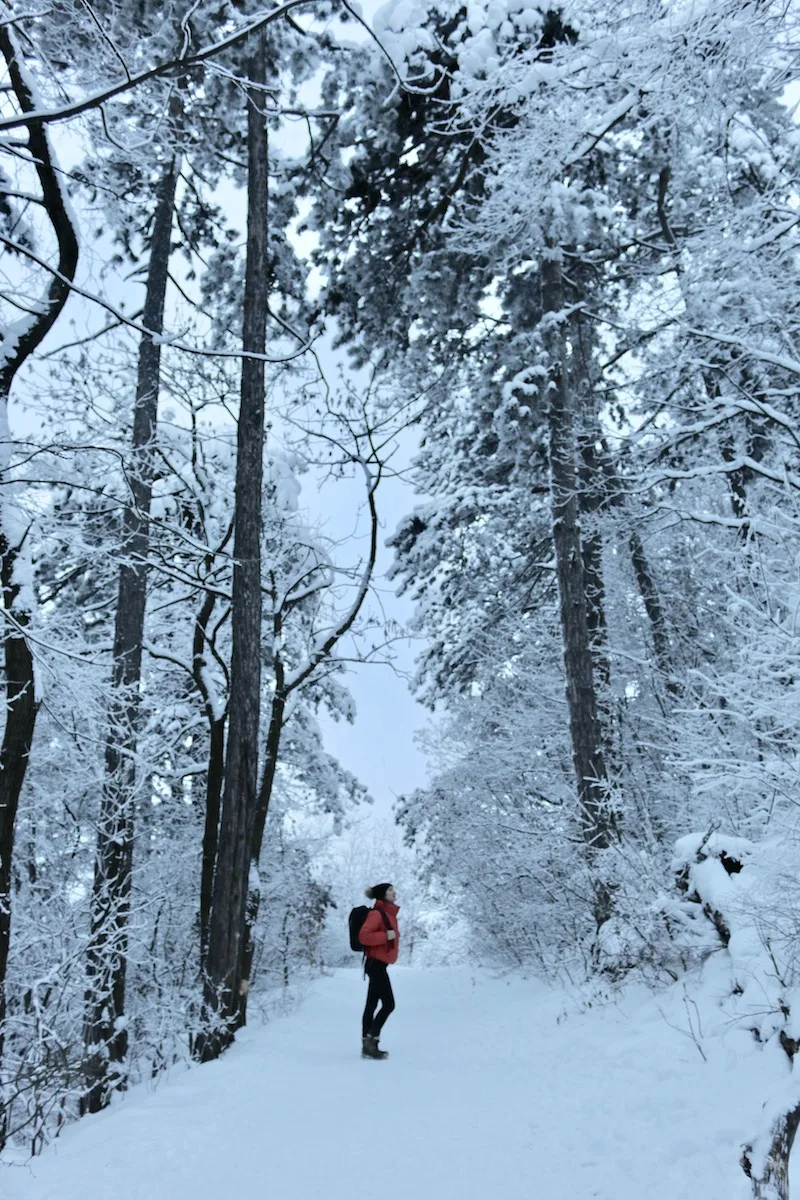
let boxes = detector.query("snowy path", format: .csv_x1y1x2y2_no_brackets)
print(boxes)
3,967,776,1200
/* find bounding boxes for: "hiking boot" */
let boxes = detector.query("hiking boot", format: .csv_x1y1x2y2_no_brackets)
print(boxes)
361,1034,388,1060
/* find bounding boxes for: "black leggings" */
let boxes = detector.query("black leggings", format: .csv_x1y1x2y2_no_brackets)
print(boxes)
362,959,395,1037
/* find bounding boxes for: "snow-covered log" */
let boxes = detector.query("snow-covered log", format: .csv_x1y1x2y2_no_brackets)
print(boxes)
674,831,800,1200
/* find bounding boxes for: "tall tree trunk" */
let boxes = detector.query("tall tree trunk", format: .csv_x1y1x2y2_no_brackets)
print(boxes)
541,253,613,924
200,712,226,972
573,375,613,757
628,529,677,694
721,408,771,531
571,322,612,706
0,541,38,1138
194,589,227,973
0,26,79,1148
239,686,285,1021
82,151,180,1114
198,35,268,1061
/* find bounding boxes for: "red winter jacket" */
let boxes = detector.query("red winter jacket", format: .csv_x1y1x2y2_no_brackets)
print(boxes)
359,900,400,965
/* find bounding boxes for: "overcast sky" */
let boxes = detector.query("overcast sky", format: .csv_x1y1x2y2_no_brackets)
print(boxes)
313,479,431,819
294,354,432,818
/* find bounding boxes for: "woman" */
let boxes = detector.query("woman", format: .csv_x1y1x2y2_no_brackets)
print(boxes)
359,882,400,1060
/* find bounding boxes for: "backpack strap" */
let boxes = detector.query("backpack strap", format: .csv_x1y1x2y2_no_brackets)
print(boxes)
364,907,393,968
363,907,394,977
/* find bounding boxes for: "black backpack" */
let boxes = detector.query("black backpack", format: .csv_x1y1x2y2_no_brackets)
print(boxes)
348,904,391,952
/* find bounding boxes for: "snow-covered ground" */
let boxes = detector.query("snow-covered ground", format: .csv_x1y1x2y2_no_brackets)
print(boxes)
2,966,781,1199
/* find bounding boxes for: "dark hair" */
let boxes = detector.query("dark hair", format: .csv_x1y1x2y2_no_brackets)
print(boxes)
365,883,392,901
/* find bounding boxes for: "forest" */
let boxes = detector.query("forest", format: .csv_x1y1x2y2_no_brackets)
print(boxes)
1,0,800,1196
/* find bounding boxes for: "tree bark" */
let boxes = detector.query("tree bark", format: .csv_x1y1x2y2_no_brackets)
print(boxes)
82,148,180,1114
198,35,268,1060
251,691,286,890
194,589,227,973
0,26,79,1148
573,385,613,757
200,713,226,972
570,342,612,703
742,1027,800,1200
742,1105,800,1200
541,252,613,923
239,686,285,1021
721,407,770,532
629,529,677,694
0,541,38,1136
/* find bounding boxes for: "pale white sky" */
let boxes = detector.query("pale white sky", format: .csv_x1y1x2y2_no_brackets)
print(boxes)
306,411,431,817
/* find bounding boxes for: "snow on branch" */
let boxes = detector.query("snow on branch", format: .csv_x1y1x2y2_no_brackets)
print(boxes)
0,0,326,133
284,452,380,695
